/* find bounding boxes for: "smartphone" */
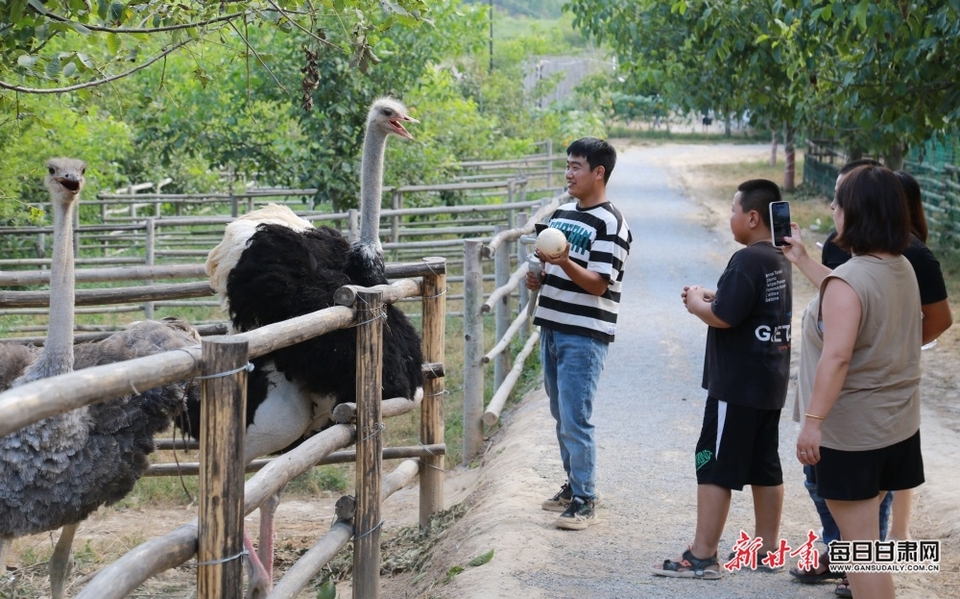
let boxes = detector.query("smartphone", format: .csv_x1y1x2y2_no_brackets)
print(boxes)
769,200,791,247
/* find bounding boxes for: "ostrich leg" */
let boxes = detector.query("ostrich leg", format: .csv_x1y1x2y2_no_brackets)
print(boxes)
243,532,272,599
49,523,78,599
258,493,280,578
243,491,280,599
0,536,12,573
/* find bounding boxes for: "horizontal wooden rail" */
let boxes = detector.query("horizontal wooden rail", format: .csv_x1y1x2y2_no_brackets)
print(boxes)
0,275,425,437
0,264,207,286
145,444,445,476
265,459,420,599
483,331,540,426
0,281,214,308
75,424,357,599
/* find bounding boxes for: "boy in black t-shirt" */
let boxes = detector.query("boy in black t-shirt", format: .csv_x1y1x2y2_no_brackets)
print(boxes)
652,179,792,580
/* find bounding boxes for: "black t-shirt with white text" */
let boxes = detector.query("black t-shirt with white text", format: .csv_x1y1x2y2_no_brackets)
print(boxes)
702,242,793,410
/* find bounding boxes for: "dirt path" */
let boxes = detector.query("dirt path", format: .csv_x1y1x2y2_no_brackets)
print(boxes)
384,143,960,599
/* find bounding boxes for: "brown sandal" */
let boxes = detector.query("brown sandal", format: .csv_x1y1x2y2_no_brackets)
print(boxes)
789,550,844,582
651,548,722,580
835,577,852,598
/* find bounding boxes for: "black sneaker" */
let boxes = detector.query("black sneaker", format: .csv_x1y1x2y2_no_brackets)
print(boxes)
541,482,572,512
555,496,597,530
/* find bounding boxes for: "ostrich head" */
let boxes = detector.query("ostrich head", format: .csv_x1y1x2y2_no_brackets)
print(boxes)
356,97,418,262
14,158,87,384
44,157,87,207
366,97,418,142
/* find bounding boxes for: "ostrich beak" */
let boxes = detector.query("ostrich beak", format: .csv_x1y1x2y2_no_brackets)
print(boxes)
389,115,418,141
55,176,83,194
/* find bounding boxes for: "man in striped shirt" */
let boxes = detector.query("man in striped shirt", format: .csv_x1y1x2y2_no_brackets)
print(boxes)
526,137,632,530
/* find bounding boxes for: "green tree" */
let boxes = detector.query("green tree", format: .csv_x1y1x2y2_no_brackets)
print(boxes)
566,0,801,188
772,0,960,167
567,0,960,171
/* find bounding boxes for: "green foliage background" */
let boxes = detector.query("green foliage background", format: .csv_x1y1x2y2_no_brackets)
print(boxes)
0,0,605,226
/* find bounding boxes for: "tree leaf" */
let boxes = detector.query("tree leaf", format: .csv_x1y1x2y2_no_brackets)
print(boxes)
315,579,336,599
468,549,494,567
17,54,39,69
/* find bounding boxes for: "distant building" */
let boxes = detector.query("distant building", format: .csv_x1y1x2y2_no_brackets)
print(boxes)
524,55,611,107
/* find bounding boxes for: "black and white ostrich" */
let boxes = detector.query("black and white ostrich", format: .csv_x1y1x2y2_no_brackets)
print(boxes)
0,158,202,599
198,97,424,593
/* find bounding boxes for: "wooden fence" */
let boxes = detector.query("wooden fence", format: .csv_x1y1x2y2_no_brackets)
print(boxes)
0,150,569,595
0,258,446,599
460,193,566,460
0,195,557,336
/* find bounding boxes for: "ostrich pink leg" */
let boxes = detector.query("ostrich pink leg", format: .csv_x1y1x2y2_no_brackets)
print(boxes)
258,493,279,578
243,492,280,599
243,532,271,599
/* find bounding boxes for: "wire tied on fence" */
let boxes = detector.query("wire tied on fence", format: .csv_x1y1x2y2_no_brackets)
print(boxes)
423,388,449,399
196,361,255,379
354,519,385,540
350,294,388,328
422,286,449,300
417,442,445,471
360,421,386,442
187,548,250,567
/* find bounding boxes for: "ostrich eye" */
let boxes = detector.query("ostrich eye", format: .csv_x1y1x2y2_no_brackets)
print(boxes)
383,108,394,117
47,166,55,175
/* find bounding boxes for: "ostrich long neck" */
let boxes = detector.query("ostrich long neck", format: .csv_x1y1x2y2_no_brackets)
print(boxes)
41,197,76,376
358,124,388,252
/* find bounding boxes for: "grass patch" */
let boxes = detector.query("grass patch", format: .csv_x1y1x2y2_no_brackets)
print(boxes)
609,122,773,144
688,154,835,234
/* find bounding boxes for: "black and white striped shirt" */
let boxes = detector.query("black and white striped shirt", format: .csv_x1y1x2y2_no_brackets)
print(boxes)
534,200,632,342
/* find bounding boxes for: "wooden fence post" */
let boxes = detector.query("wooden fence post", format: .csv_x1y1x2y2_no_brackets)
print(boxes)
462,239,484,463
420,257,446,527
197,337,248,599
354,289,384,599
144,217,155,320
516,212,531,339
348,208,359,243
493,225,510,391
391,189,402,263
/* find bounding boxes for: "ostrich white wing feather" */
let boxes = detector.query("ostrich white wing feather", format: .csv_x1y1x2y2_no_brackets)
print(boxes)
206,203,314,312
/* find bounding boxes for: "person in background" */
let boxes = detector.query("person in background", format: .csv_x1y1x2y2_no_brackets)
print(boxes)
526,137,632,531
652,179,792,579
790,164,925,599
790,165,952,597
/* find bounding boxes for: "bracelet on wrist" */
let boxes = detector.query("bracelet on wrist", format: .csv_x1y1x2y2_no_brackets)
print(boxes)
805,412,826,421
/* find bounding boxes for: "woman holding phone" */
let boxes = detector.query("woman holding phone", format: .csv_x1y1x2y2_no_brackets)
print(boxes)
784,164,924,599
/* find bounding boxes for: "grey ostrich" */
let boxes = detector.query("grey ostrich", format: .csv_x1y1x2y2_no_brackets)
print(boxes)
0,343,37,391
0,158,201,599
200,97,423,596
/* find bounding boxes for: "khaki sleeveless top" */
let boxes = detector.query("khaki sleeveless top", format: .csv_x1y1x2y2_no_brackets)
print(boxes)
796,255,922,451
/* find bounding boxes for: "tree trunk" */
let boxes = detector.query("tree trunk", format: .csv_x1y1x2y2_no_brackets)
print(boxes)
769,127,778,166
783,123,796,191
884,142,907,170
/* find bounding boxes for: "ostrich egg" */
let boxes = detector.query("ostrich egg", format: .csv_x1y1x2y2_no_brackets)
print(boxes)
536,227,568,258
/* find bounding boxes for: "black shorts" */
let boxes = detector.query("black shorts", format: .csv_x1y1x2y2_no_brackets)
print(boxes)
815,430,924,501
695,397,783,490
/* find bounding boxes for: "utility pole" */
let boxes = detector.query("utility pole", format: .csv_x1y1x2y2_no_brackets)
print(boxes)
488,0,494,73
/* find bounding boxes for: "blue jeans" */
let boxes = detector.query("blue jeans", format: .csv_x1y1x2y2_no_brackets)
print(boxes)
540,327,609,502
803,464,892,544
